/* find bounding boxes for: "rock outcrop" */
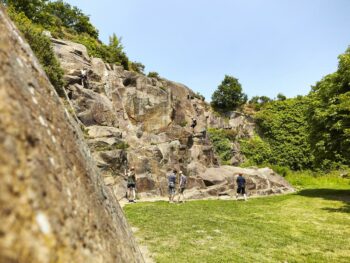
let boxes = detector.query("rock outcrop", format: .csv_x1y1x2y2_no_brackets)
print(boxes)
0,9,143,263
52,37,294,200
185,166,294,200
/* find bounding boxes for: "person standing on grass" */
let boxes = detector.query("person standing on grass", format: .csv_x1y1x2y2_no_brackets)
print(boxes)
126,167,137,203
236,173,247,201
177,171,187,203
168,169,177,203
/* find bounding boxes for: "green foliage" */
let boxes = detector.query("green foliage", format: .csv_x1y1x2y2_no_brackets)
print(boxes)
248,95,273,111
208,128,237,163
129,61,145,74
211,75,247,112
106,34,129,68
194,92,205,101
276,93,287,101
2,0,98,39
94,141,129,152
307,48,350,169
3,0,136,72
8,8,65,96
240,135,273,166
45,0,98,39
253,97,313,170
179,120,188,127
148,71,160,78
2,0,48,23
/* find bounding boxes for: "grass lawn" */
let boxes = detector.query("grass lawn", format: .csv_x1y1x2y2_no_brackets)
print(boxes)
124,175,350,263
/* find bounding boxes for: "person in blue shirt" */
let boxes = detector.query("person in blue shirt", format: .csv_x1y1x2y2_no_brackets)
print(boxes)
236,173,247,201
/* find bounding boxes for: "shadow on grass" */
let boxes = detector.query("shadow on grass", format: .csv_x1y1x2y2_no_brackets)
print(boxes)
297,188,350,213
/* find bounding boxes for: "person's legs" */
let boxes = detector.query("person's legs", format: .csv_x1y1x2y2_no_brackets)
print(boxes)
181,189,185,203
168,187,172,202
132,187,136,202
242,187,247,201
171,188,174,202
177,188,184,202
127,187,131,201
236,187,241,200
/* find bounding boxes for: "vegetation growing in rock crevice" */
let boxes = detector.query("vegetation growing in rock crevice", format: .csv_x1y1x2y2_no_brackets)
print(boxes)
208,128,237,164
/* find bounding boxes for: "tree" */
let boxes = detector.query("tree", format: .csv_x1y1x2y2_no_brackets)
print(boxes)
1,0,48,22
277,93,287,101
107,34,129,69
307,48,350,169
211,75,247,112
46,0,99,39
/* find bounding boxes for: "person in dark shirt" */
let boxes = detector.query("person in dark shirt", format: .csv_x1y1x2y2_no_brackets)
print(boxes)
168,169,177,203
190,118,197,132
236,173,247,201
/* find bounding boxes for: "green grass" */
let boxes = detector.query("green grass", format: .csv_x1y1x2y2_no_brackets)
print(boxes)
124,175,350,263
285,170,350,190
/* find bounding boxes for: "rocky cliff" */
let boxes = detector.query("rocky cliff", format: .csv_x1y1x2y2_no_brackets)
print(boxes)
0,8,144,263
52,38,294,200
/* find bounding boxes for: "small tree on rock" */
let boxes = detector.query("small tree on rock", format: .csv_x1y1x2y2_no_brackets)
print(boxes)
211,75,247,112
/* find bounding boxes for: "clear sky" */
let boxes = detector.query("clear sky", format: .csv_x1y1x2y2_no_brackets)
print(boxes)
64,0,350,101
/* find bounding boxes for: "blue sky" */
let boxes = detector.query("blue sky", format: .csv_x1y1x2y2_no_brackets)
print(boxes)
65,0,350,101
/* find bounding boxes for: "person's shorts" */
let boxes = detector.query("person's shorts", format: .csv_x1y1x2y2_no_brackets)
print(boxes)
168,186,175,195
127,183,136,189
237,186,245,194
179,187,185,194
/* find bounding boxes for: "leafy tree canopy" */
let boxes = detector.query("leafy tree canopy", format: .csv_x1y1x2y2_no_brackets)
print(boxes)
307,47,350,169
211,75,247,112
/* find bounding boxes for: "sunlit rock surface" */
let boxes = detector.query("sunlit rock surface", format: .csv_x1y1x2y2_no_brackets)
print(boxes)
0,9,144,263
52,37,294,200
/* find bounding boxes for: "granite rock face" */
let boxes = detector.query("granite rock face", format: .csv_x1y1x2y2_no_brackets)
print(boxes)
51,38,294,200
52,38,220,200
0,9,144,263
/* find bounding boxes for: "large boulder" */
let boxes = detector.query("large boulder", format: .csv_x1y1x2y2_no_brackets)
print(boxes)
189,166,294,199
0,9,143,263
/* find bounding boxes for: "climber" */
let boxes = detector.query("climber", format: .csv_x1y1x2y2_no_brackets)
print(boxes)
126,167,137,203
177,171,187,203
168,169,177,203
80,68,88,88
236,173,247,201
190,118,197,132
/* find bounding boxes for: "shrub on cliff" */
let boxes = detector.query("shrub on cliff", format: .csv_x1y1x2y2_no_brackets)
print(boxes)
148,71,160,78
208,128,236,164
2,0,140,72
8,8,65,96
